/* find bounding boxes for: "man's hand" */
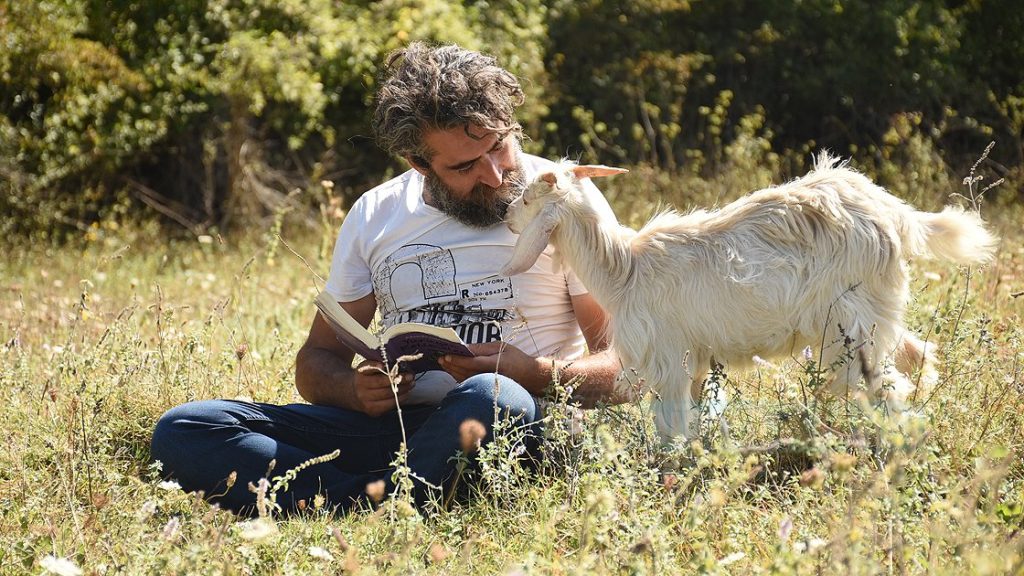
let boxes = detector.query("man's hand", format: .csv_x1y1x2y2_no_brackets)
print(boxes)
351,360,415,417
438,341,550,396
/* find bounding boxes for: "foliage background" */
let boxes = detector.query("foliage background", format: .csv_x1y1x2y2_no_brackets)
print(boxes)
2,2,1024,575
2,0,1022,238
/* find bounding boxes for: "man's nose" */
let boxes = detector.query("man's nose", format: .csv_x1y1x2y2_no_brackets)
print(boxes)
478,153,503,189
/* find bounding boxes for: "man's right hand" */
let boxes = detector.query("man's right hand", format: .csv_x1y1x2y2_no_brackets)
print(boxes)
351,360,415,417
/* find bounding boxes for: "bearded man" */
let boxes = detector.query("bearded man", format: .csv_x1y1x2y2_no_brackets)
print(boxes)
151,42,624,514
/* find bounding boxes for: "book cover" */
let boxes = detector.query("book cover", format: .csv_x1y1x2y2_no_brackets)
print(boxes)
314,290,474,373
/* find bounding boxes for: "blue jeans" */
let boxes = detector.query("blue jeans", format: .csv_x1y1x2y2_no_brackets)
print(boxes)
150,373,539,515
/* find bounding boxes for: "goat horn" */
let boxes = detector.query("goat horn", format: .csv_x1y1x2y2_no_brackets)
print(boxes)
500,204,559,277
571,165,629,180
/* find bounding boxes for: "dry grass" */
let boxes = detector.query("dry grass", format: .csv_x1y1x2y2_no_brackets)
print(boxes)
2,157,1023,575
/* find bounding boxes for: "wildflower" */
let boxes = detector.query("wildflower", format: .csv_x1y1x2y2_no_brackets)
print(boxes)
138,500,157,520
802,345,813,361
157,480,182,492
161,517,181,541
831,452,856,473
308,546,334,561
719,552,745,566
708,487,727,507
91,492,110,509
752,355,773,368
238,518,278,542
365,479,386,504
804,537,827,553
459,418,486,453
235,343,249,361
778,516,793,541
428,543,450,563
396,499,418,518
799,467,825,489
40,556,82,576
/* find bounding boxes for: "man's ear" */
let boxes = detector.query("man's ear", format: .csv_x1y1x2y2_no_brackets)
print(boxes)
406,155,431,176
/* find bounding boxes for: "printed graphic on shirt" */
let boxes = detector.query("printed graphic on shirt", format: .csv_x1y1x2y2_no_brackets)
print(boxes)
373,243,458,316
372,243,517,344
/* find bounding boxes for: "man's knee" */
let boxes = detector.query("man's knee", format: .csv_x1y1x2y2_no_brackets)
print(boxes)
448,374,538,423
150,400,233,469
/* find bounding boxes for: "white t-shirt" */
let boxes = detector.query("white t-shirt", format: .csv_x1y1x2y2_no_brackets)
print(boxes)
325,153,616,403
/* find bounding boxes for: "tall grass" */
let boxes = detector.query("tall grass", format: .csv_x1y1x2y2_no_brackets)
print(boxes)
2,154,1022,575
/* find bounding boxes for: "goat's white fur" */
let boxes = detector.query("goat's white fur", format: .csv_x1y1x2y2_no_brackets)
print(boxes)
501,154,999,441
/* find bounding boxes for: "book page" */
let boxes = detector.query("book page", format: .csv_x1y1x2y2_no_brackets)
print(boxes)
380,321,465,344
314,291,382,362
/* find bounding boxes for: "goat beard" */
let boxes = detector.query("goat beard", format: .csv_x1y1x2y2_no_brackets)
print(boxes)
425,163,525,228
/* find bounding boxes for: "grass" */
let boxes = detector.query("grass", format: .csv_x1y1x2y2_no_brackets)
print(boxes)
2,158,1023,575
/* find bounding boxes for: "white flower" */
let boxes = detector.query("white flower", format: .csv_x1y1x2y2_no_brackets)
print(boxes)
157,480,182,491
718,552,746,566
237,518,278,542
308,546,334,561
161,517,181,541
802,345,814,361
778,516,793,541
752,355,773,368
136,500,158,521
40,555,83,576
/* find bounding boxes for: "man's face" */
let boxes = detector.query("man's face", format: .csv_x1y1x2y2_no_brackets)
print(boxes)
415,125,525,228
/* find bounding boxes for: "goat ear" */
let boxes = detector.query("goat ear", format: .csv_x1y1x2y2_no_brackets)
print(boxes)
570,165,629,180
500,204,559,277
524,172,557,202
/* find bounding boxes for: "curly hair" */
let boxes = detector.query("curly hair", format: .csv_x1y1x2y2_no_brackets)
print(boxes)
372,42,525,166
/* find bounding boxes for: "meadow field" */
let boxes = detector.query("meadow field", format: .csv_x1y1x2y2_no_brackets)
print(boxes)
2,160,1023,575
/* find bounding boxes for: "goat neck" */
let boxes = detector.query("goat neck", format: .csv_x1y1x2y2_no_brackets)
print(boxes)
552,199,638,308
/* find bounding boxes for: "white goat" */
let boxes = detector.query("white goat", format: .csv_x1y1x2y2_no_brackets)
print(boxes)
501,154,999,441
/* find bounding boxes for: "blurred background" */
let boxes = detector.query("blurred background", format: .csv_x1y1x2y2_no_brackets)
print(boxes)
2,0,1022,239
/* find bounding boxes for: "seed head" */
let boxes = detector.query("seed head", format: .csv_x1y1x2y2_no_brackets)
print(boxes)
799,467,825,489
831,452,856,473
459,418,487,453
428,543,450,563
365,479,386,504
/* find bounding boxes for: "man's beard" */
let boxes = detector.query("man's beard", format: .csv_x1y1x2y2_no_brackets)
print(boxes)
426,164,526,228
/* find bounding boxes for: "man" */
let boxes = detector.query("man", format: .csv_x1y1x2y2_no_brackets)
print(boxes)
151,42,624,515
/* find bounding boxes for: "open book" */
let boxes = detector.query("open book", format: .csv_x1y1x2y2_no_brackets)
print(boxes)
314,290,474,374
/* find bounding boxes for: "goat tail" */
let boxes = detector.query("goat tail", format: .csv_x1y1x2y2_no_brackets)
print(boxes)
906,206,999,265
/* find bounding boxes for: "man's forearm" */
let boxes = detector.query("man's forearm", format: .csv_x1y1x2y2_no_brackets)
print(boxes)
540,349,629,408
294,346,358,410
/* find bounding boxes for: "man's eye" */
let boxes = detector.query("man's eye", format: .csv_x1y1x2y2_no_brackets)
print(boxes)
456,164,474,174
